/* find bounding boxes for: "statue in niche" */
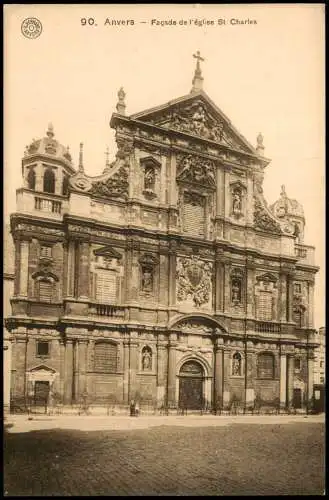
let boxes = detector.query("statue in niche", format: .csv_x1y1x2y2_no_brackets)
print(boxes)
232,189,242,215
141,266,153,292
232,353,242,376
144,166,155,191
142,347,152,371
231,278,242,303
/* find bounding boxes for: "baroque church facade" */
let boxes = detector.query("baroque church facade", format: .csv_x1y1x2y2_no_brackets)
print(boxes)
6,54,319,412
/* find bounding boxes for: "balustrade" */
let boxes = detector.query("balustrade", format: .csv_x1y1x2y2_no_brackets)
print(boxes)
255,321,281,333
35,196,61,214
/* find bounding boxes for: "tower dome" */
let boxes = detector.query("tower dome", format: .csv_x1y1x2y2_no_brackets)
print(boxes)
24,123,73,166
269,185,305,242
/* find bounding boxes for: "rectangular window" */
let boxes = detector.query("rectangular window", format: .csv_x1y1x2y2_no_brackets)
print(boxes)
258,354,275,379
96,270,118,304
294,283,302,294
256,291,273,321
94,342,118,372
40,245,52,258
294,358,301,371
183,193,205,237
39,280,53,302
37,341,49,356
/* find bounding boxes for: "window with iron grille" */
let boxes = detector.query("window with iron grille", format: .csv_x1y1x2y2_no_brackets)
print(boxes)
257,353,275,379
40,245,52,259
39,280,53,302
256,291,273,321
95,270,118,304
94,342,118,373
183,192,205,236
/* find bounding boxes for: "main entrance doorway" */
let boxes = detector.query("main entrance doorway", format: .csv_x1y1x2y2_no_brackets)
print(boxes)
179,360,204,410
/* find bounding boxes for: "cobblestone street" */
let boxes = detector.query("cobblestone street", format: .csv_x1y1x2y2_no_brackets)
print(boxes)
4,415,325,496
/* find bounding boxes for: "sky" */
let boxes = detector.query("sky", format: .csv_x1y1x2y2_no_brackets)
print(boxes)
4,4,325,328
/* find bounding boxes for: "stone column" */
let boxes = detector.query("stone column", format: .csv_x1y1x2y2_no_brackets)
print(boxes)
67,241,76,298
78,340,88,399
125,241,133,302
246,261,255,318
72,340,79,403
279,272,287,323
216,169,225,216
287,275,294,323
168,243,177,307
157,341,168,405
223,263,231,313
307,281,314,328
286,353,295,407
214,341,224,410
62,241,69,298
13,335,28,402
307,351,315,407
245,342,256,406
123,340,130,404
279,352,287,409
167,335,177,405
169,153,177,206
59,340,65,401
128,337,139,401
19,240,29,297
223,348,231,407
64,340,73,404
78,240,90,300
3,339,12,413
215,251,224,313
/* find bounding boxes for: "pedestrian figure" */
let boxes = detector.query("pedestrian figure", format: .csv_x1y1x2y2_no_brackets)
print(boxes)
130,399,135,417
135,401,140,417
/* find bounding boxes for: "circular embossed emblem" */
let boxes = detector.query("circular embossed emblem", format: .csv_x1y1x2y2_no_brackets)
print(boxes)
21,18,42,39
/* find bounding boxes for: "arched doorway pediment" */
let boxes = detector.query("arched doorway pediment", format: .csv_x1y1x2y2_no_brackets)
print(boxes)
169,313,228,335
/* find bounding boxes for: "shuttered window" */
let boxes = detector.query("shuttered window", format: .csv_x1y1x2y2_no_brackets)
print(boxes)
39,280,53,302
257,353,275,379
94,342,118,373
96,271,118,304
256,291,273,321
183,194,205,236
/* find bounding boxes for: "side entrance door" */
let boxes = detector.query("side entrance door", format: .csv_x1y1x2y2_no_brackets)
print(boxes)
34,381,50,407
293,388,302,409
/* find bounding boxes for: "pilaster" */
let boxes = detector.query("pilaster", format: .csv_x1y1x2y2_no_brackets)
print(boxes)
64,340,73,404
167,334,177,405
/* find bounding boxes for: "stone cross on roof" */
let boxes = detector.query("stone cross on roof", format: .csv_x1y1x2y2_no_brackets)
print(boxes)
191,51,205,93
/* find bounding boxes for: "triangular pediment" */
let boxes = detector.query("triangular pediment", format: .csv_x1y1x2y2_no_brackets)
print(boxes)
130,91,257,155
93,246,122,259
29,364,56,373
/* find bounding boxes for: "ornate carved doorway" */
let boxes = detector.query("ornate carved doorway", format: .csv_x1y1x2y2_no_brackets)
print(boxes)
179,360,204,410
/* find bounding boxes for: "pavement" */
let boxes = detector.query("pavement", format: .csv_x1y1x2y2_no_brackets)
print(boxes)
5,412,325,433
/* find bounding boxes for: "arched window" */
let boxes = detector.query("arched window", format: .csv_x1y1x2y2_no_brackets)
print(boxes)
94,342,118,373
257,352,275,379
62,175,69,195
43,168,55,193
27,169,36,190
232,352,242,376
141,346,152,371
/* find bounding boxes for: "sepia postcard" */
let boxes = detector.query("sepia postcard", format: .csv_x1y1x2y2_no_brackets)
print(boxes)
3,4,325,496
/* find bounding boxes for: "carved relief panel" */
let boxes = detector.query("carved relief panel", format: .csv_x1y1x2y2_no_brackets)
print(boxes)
176,256,213,309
